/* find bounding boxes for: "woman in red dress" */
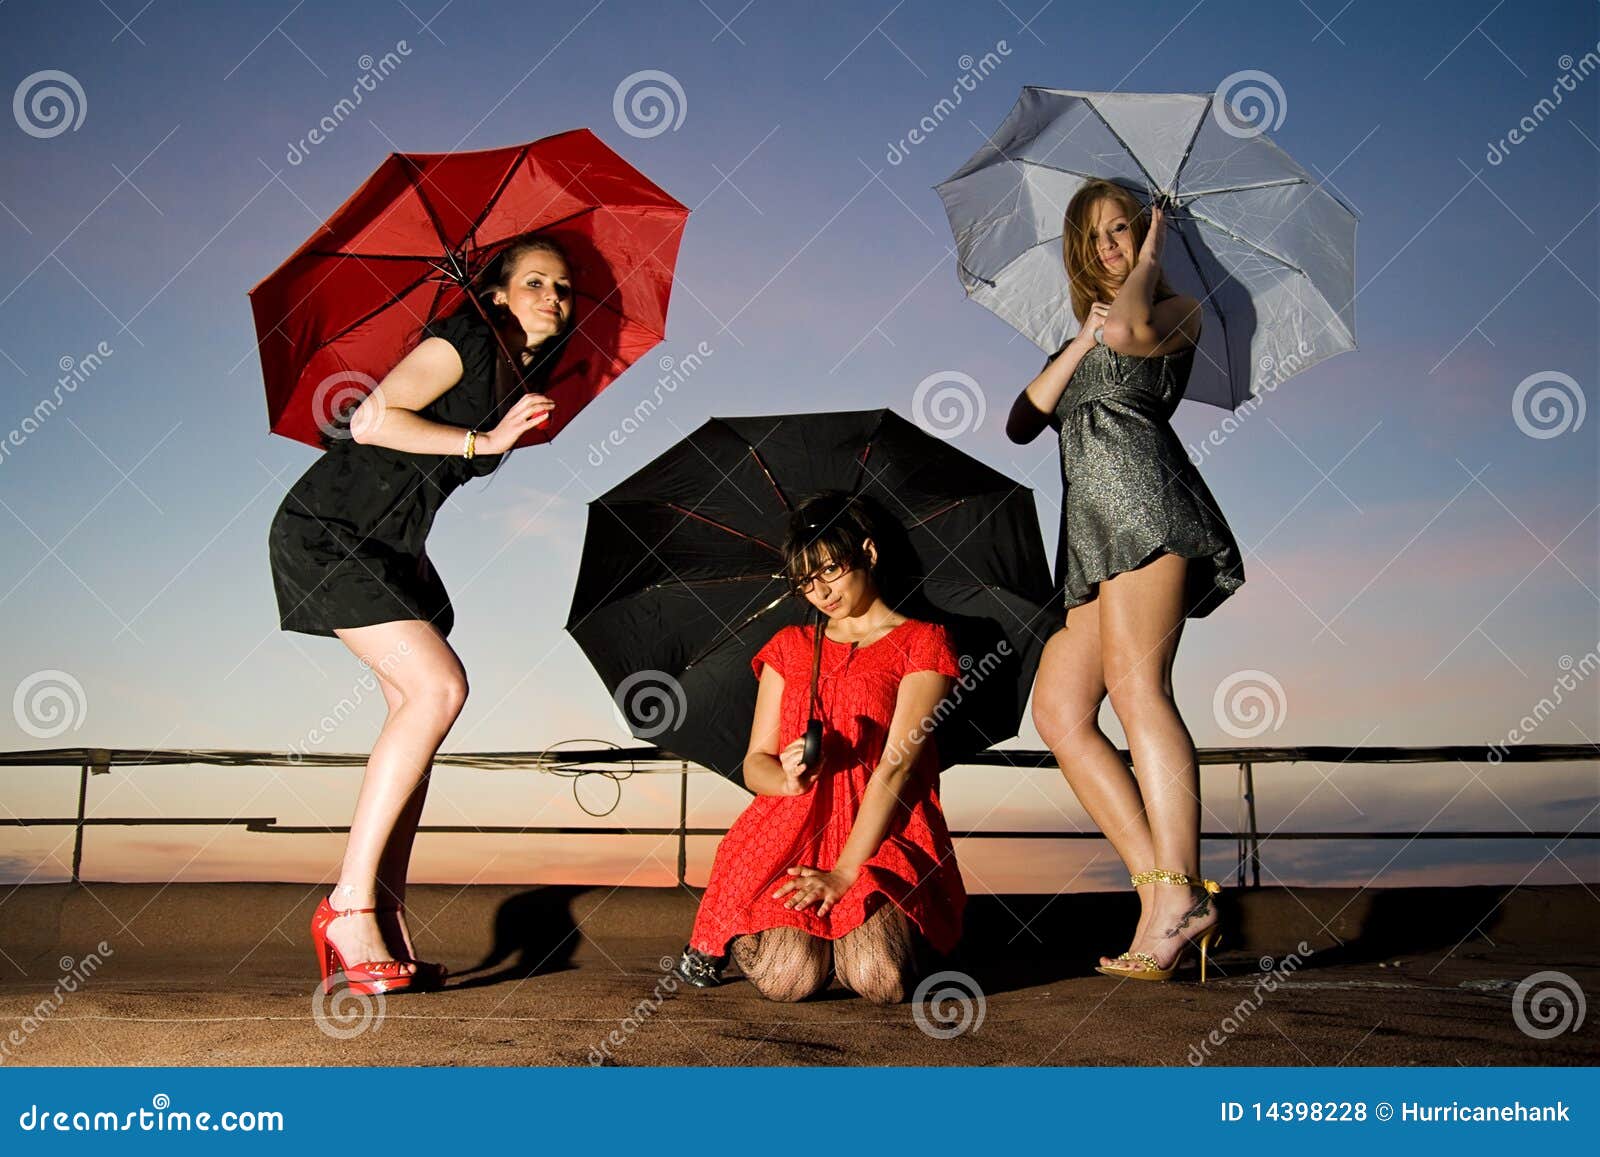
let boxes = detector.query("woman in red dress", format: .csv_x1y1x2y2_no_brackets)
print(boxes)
675,493,968,1003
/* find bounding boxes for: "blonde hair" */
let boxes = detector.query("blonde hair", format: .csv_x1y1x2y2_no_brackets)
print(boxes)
1061,180,1175,323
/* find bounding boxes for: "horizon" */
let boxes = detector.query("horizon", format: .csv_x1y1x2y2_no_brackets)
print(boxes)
1,0,1596,895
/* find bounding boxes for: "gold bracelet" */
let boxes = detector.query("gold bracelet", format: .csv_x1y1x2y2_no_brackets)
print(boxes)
463,430,476,460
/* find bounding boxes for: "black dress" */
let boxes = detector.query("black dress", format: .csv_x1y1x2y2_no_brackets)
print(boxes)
267,312,509,639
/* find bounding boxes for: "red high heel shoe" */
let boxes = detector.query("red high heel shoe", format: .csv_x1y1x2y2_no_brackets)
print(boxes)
379,902,449,991
311,897,417,995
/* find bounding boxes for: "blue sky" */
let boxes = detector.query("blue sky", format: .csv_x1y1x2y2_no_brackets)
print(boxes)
0,0,1595,892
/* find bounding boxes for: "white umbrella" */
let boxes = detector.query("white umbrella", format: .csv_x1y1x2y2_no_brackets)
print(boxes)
936,86,1358,410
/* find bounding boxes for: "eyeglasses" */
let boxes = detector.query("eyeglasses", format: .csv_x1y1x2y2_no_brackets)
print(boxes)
787,560,851,596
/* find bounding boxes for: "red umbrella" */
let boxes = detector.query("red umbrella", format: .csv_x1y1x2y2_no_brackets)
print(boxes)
249,128,689,449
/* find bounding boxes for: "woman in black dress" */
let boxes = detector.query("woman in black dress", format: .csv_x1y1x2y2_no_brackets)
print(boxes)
1006,181,1245,983
268,232,572,994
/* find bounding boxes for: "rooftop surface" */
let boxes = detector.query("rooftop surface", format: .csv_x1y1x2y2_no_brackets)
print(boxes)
1,881,1595,1066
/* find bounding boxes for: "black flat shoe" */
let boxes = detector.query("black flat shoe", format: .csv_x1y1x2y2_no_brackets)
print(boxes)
674,945,727,988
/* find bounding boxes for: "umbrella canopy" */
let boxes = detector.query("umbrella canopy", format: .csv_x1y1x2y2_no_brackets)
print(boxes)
567,409,1058,784
936,86,1358,409
250,127,688,448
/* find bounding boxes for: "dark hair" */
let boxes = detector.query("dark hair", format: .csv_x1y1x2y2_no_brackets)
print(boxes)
780,492,879,594
438,231,576,403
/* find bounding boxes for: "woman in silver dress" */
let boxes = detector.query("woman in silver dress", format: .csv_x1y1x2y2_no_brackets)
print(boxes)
1006,179,1245,983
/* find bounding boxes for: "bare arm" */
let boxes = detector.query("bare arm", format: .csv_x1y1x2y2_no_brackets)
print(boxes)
741,664,815,797
349,335,554,454
1006,300,1109,444
1101,206,1202,357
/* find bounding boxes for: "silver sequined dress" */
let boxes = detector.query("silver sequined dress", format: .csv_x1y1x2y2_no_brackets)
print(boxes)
1045,318,1245,618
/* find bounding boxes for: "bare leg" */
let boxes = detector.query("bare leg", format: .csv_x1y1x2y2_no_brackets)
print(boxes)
1032,597,1158,963
372,675,429,961
1097,553,1218,971
322,619,468,972
731,928,831,1002
833,904,919,1004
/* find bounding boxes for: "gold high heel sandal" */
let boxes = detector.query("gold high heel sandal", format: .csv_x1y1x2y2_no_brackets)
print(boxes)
1095,868,1223,983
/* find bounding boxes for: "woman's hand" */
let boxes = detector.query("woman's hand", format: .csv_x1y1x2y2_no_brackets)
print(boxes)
776,737,816,796
1072,300,1111,350
773,864,858,916
479,392,555,453
1137,203,1166,266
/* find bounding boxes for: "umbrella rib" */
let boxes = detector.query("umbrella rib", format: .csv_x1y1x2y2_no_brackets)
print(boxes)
1180,176,1308,199
682,594,789,672
464,144,531,252
745,444,792,511
907,499,965,529
1184,208,1309,279
1165,221,1244,408
659,503,781,554
1166,93,1211,197
850,411,890,494
1080,96,1162,194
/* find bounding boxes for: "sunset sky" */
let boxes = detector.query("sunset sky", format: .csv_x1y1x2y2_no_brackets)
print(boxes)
1,0,1595,897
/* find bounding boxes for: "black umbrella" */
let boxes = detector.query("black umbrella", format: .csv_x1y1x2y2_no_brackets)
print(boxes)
566,409,1057,785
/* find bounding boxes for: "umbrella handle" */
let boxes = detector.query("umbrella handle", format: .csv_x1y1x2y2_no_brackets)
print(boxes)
804,613,827,766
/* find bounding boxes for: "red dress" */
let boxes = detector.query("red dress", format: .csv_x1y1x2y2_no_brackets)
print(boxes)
689,618,968,956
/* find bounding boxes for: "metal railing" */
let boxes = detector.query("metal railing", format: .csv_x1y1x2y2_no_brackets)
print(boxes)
2,743,1596,888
